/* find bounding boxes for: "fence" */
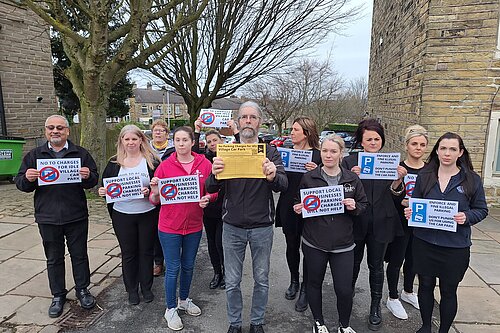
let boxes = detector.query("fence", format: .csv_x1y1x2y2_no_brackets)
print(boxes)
69,124,119,160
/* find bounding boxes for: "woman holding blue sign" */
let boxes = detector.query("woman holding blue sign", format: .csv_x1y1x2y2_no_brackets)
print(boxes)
404,132,487,333
149,126,215,331
98,125,160,305
275,116,321,312
385,125,428,320
293,135,368,333
341,118,406,331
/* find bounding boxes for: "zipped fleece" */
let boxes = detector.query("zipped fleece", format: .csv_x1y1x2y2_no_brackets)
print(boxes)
15,141,98,225
154,152,215,235
296,166,368,251
205,143,288,229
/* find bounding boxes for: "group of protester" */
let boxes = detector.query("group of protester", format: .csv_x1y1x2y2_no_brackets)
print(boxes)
15,100,488,333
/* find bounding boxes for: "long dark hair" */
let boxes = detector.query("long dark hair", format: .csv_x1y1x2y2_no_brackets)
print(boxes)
353,118,385,149
293,116,320,149
421,132,475,198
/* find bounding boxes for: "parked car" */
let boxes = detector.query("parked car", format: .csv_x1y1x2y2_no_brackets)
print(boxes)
198,133,206,152
281,138,294,149
270,136,290,147
141,129,152,139
261,134,276,144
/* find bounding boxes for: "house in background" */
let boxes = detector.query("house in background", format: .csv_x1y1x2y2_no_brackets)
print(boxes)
368,0,500,205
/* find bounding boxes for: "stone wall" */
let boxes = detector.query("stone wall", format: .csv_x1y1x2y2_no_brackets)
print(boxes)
0,0,57,152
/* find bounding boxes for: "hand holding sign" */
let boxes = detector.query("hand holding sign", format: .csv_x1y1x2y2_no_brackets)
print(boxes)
199,109,232,128
262,158,276,181
25,168,40,182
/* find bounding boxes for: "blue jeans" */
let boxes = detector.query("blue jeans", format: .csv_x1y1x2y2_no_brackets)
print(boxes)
223,223,273,326
158,230,202,309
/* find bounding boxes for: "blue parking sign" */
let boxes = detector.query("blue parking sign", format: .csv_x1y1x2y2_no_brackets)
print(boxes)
360,155,375,175
280,151,290,168
411,202,427,223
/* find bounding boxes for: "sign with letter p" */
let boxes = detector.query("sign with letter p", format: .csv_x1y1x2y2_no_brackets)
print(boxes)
360,155,374,175
411,202,427,223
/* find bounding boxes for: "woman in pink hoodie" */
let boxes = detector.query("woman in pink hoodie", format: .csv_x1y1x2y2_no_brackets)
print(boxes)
150,126,215,331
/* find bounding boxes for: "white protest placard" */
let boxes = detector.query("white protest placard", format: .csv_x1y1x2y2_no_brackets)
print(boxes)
300,185,344,218
199,109,233,128
37,158,81,186
103,175,144,203
277,147,313,173
404,173,418,199
408,198,458,232
358,152,400,180
158,175,200,205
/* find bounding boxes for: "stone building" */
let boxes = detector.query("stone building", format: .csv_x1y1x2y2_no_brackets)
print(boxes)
0,0,57,151
368,0,500,205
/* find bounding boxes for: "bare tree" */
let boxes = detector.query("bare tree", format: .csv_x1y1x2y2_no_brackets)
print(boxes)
145,0,362,125
25,0,207,170
343,77,368,123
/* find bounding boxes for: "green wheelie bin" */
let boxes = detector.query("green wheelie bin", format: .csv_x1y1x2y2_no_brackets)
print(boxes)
0,136,26,183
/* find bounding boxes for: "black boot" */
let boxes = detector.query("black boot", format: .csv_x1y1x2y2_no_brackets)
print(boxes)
209,270,222,289
368,298,382,331
285,280,299,300
295,282,308,312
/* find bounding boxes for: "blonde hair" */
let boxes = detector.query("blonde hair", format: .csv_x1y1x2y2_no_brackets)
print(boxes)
114,125,159,169
151,119,169,133
404,125,428,144
321,134,345,151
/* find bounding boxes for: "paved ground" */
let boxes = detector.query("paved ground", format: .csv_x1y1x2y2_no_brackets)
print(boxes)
1,181,500,333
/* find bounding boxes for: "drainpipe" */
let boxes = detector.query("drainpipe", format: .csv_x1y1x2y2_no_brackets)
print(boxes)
0,76,7,136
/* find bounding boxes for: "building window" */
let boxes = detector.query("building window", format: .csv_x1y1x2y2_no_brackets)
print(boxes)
484,111,500,185
141,105,148,115
175,105,181,116
495,118,500,174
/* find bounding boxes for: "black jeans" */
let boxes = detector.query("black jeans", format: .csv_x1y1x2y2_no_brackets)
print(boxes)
284,231,308,283
38,219,91,297
386,228,415,299
303,243,354,327
353,235,387,301
203,215,224,272
112,209,157,293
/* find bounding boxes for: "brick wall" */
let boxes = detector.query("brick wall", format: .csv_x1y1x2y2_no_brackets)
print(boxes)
0,0,57,152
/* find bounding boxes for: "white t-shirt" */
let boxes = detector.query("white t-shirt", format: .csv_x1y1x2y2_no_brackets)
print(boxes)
113,158,156,214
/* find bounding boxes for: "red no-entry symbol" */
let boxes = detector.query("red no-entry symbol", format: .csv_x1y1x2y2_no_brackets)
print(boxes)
200,112,215,125
39,166,60,183
161,184,178,199
405,181,416,197
106,183,123,198
303,195,320,211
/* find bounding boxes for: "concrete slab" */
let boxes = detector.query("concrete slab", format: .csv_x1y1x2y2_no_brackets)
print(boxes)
470,239,500,254
6,297,62,326
491,285,500,294
470,253,500,284
106,246,120,257
471,227,493,240
9,326,43,333
89,277,118,297
87,238,119,250
474,216,500,234
39,325,60,333
95,257,121,276
454,287,500,324
0,248,20,262
460,268,487,287
10,272,51,298
0,223,25,238
454,324,500,332
87,248,112,273
87,223,112,240
109,266,122,278
487,231,500,243
15,244,46,261
0,295,31,321
0,258,46,294
90,273,106,285
0,225,40,251
0,216,35,225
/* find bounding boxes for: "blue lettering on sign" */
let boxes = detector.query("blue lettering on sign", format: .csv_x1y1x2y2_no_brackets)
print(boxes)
412,202,427,223
360,156,374,174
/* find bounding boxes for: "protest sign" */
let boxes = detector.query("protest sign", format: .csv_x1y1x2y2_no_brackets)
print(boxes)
358,152,400,180
199,109,233,128
37,158,81,186
404,173,418,199
216,144,266,179
277,147,313,173
158,175,200,205
300,185,344,218
408,198,458,232
103,175,144,203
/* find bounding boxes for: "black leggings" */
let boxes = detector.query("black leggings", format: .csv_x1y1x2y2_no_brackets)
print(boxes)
417,275,459,333
203,215,224,273
303,243,354,327
285,232,307,283
386,229,415,299
353,235,387,301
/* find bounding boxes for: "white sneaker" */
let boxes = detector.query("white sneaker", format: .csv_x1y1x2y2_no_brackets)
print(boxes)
178,298,201,316
338,327,357,333
386,297,408,320
164,308,183,331
401,291,420,310
313,321,329,333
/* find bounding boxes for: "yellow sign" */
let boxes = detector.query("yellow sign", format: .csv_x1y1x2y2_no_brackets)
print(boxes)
216,144,266,179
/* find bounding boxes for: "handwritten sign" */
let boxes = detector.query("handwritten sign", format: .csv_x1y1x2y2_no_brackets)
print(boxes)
199,109,233,128
408,198,458,232
103,175,144,203
277,148,313,173
300,185,345,218
404,173,418,199
37,158,81,186
358,152,400,180
158,175,200,205
216,144,266,179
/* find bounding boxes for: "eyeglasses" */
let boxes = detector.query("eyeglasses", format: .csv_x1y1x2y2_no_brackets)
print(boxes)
153,129,167,133
45,125,67,131
239,115,261,121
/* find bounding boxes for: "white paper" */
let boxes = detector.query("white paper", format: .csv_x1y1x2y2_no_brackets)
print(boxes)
277,147,313,173
404,173,418,199
158,175,200,205
358,152,400,180
37,158,81,186
199,109,233,128
408,198,458,232
103,175,144,203
300,185,345,218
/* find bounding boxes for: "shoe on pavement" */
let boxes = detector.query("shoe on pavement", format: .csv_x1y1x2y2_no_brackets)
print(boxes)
128,291,140,305
338,327,356,333
142,290,154,303
153,264,164,277
401,291,420,310
75,288,96,309
249,324,265,333
227,325,242,333
164,308,183,331
313,321,329,333
48,296,66,318
178,298,201,316
386,297,408,320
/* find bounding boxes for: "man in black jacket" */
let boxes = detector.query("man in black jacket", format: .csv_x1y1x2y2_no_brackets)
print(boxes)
206,101,288,333
15,115,98,318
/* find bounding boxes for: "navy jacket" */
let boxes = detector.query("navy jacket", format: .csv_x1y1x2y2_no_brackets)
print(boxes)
412,168,488,248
